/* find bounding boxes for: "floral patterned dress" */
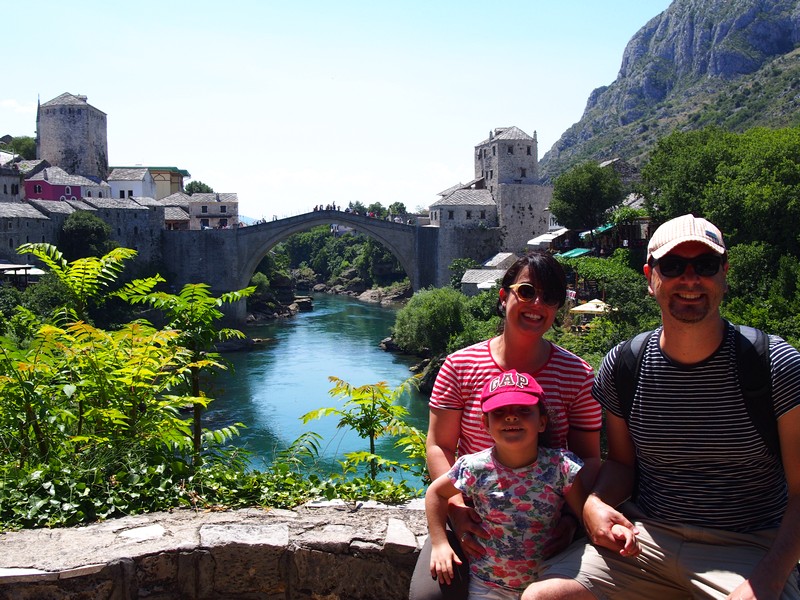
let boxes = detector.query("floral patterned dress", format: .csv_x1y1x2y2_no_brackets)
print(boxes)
448,446,583,592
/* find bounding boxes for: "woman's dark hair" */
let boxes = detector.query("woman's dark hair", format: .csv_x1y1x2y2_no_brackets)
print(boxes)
497,252,568,317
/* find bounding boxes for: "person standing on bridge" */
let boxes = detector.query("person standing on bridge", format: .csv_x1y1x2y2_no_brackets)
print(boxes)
409,252,603,600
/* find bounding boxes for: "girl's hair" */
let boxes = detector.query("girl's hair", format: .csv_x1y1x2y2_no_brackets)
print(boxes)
496,252,568,317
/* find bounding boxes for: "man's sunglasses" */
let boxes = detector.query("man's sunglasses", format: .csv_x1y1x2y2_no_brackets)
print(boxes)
652,253,724,278
507,282,561,306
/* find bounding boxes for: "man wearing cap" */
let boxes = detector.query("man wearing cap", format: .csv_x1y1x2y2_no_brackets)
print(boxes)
523,214,800,599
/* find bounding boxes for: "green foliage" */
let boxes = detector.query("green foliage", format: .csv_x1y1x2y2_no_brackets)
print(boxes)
6,136,36,160
57,211,118,261
301,376,425,482
392,287,469,356
185,181,214,194
388,202,407,216
448,257,481,289
18,243,137,322
550,161,625,230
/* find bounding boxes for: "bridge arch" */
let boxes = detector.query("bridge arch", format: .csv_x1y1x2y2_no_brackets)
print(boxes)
236,211,418,292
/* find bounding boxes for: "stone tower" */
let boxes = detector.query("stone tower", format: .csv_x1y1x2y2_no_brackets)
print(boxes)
36,93,109,181
474,127,551,253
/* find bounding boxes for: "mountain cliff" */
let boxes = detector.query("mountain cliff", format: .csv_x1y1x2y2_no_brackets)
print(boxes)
539,0,800,182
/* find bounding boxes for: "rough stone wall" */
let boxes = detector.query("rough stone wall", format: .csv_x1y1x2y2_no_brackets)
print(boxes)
433,226,503,287
38,102,108,180
0,503,427,600
496,184,553,254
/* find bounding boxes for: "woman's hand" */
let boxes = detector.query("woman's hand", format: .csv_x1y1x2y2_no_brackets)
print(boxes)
449,502,489,558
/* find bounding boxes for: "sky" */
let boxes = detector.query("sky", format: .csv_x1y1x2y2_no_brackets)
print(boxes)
2,0,673,221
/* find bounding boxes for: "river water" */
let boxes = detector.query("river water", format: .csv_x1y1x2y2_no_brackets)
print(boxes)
204,293,431,486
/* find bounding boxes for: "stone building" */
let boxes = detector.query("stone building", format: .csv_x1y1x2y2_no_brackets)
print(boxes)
25,166,111,201
0,165,24,203
188,192,239,229
108,167,157,199
111,166,190,200
36,93,109,181
427,126,554,285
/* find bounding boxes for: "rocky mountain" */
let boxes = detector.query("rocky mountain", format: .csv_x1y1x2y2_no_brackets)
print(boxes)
539,0,800,182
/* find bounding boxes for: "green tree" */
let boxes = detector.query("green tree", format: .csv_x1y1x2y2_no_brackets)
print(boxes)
367,202,386,218
301,376,423,481
17,243,137,322
185,181,214,194
6,136,36,159
549,162,624,231
448,257,481,289
392,287,469,356
114,280,254,460
349,201,367,215
388,202,407,217
58,211,118,261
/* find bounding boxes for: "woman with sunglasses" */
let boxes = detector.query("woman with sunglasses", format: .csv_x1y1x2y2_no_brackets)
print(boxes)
410,252,603,600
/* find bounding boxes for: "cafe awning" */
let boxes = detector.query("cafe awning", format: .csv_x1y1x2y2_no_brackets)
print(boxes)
570,299,609,314
527,227,569,248
580,223,615,240
556,247,592,258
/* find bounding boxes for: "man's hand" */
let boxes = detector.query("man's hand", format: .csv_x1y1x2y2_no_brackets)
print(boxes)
449,502,489,558
583,494,639,554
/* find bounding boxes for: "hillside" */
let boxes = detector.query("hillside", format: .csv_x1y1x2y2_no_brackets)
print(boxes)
539,0,800,182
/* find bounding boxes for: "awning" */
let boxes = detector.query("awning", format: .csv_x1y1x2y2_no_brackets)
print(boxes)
556,247,592,258
570,299,609,314
527,227,569,247
580,223,615,240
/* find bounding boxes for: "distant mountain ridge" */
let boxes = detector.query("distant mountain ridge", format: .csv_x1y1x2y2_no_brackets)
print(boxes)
539,0,800,182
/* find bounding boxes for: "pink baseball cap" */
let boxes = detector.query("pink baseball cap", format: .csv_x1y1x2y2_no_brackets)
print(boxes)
481,370,545,413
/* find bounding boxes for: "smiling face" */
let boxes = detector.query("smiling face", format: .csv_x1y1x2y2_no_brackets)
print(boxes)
483,403,547,452
499,266,559,339
644,241,729,325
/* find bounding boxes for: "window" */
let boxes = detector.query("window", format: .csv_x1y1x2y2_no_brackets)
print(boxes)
527,146,532,155
65,186,71,195
521,168,527,178
466,211,472,220
2,184,6,194
492,146,496,156
480,210,486,219
34,184,42,194
220,205,227,213
99,191,103,198
448,210,454,220
86,191,92,197
507,146,513,155
220,218,228,227
127,190,133,197
200,218,209,228
119,190,125,199
201,205,208,214
489,170,493,179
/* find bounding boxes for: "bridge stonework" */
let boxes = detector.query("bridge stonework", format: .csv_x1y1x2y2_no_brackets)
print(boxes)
160,211,444,323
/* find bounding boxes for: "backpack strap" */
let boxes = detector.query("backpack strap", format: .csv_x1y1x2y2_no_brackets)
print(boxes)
734,324,779,459
614,330,655,422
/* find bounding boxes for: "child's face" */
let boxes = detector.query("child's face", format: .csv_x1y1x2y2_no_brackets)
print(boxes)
483,404,546,447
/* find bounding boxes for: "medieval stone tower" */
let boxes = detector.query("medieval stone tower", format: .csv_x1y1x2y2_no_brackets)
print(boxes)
474,127,552,253
36,93,109,181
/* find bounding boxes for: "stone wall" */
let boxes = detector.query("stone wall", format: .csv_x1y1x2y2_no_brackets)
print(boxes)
0,501,427,600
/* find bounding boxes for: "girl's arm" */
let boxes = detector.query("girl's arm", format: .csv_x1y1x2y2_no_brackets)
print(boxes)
425,474,464,585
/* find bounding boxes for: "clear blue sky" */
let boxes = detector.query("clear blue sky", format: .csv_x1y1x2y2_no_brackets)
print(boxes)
2,0,672,220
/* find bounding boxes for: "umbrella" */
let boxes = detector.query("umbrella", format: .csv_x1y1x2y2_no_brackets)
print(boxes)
569,299,609,315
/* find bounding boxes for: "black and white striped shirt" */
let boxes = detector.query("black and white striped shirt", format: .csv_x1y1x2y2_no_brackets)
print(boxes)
595,321,800,532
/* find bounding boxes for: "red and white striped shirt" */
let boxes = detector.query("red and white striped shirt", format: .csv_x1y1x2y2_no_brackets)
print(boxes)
430,338,601,456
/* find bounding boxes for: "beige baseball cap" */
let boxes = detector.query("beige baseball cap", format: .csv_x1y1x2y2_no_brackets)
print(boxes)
647,214,726,262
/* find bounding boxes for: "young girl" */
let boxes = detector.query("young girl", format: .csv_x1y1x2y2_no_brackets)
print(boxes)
425,370,636,599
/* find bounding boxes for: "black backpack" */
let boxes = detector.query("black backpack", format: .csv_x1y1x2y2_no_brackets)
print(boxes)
613,324,780,460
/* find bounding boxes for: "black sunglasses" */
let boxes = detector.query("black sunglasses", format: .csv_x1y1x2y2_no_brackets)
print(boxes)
507,282,561,306
652,253,724,278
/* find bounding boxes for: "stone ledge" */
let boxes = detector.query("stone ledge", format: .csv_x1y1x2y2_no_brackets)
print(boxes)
0,499,427,600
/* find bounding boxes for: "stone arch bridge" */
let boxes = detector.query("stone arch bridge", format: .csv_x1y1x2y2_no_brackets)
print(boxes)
161,210,442,323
